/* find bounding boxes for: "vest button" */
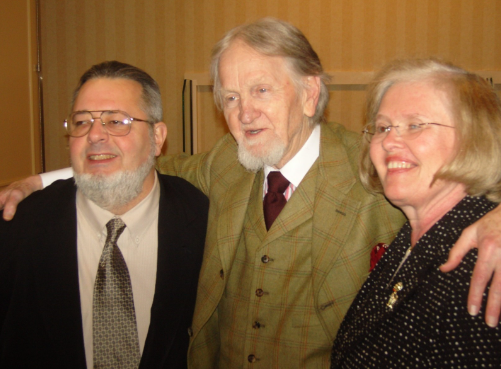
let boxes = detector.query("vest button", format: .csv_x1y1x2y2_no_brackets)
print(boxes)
219,269,224,279
261,255,270,263
248,354,257,363
187,327,193,337
255,289,264,297
252,321,261,329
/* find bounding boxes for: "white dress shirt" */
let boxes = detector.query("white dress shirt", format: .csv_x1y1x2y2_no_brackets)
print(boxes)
263,124,321,198
76,173,160,368
40,167,73,187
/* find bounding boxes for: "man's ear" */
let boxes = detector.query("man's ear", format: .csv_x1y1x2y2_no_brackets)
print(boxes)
153,122,167,156
302,76,321,118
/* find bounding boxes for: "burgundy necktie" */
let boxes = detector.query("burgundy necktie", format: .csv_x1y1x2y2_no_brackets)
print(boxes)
263,171,290,231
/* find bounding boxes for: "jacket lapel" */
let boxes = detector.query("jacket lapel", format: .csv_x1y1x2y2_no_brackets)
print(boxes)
245,170,268,240
216,168,256,274
310,125,360,291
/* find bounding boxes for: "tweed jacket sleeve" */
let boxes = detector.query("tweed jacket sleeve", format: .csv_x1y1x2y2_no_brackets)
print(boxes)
156,132,242,197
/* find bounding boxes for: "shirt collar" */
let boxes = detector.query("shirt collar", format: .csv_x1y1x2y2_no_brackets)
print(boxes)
76,172,160,244
264,124,321,187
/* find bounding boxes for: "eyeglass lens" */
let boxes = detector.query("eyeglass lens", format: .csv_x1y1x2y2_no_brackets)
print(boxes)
67,111,132,137
365,123,429,142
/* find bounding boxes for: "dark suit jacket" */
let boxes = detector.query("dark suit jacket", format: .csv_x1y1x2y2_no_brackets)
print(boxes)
331,196,501,368
0,174,209,369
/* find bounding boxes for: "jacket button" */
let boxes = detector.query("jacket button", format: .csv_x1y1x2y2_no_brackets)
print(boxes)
261,255,270,263
255,289,264,297
187,327,193,337
252,321,261,329
220,269,224,279
248,354,257,363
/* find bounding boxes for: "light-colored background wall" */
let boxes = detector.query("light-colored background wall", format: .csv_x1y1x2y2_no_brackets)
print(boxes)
1,0,500,178
0,0,40,186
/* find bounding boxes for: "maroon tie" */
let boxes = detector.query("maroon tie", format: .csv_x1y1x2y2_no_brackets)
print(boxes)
263,171,290,231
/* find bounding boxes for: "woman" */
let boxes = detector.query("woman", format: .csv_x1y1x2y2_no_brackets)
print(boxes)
331,59,501,368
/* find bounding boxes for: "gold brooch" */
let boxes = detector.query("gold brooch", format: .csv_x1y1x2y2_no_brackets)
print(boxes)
386,282,403,310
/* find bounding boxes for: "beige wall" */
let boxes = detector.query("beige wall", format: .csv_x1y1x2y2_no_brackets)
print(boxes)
0,0,40,186
39,0,501,170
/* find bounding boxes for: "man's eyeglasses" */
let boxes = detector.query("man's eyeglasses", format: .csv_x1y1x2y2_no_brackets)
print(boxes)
64,110,154,137
363,122,455,143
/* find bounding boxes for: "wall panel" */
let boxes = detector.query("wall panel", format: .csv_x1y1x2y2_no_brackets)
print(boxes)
0,0,40,186
40,0,501,170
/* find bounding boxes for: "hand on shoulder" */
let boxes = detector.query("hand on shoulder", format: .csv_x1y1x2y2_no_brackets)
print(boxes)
0,175,43,221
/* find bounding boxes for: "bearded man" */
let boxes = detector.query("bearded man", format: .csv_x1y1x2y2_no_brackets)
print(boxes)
0,61,208,369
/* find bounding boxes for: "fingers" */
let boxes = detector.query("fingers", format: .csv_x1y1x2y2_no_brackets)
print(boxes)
0,175,43,221
464,233,501,327
442,217,501,327
440,225,476,273
484,269,501,327
1,187,24,221
467,254,493,317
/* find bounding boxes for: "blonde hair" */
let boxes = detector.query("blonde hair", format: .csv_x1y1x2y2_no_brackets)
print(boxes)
359,58,501,202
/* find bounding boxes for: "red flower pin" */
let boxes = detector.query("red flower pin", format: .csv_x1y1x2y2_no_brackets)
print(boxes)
369,243,389,272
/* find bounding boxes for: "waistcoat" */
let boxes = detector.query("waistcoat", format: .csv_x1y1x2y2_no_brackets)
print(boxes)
218,163,332,368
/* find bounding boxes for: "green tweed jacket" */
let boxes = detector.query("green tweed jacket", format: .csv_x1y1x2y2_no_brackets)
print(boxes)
157,122,405,368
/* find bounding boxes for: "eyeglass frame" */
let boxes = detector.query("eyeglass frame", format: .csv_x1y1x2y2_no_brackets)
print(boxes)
64,110,154,137
362,122,455,143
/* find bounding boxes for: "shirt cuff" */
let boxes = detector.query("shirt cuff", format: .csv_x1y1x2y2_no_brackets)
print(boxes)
41,167,73,188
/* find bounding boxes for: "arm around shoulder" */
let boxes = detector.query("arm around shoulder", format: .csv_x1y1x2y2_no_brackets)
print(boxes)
0,175,43,221
156,132,239,197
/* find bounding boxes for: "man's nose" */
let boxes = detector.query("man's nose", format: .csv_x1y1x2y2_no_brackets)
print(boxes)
87,119,109,143
238,98,260,124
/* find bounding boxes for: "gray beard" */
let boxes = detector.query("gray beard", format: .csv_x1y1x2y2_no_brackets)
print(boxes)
74,150,155,212
237,140,285,172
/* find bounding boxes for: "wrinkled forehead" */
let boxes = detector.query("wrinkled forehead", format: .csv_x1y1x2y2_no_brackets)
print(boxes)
219,43,295,89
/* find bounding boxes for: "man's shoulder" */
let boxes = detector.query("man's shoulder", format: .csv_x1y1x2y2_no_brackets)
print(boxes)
322,122,362,149
0,178,76,242
16,178,76,216
319,122,363,172
157,173,209,206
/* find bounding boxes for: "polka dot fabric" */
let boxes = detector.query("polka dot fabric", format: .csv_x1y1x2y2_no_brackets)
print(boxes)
331,196,501,368
93,218,141,369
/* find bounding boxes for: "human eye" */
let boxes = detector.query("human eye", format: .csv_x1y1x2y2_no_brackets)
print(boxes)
223,93,239,107
408,123,424,131
74,120,89,127
374,123,390,135
108,120,125,126
253,85,271,97
104,111,130,126
72,113,92,127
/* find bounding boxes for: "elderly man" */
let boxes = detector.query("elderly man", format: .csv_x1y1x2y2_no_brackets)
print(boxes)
2,19,501,368
0,61,209,368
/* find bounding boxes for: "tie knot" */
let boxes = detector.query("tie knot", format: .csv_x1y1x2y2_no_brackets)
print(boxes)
105,218,126,244
267,171,290,193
